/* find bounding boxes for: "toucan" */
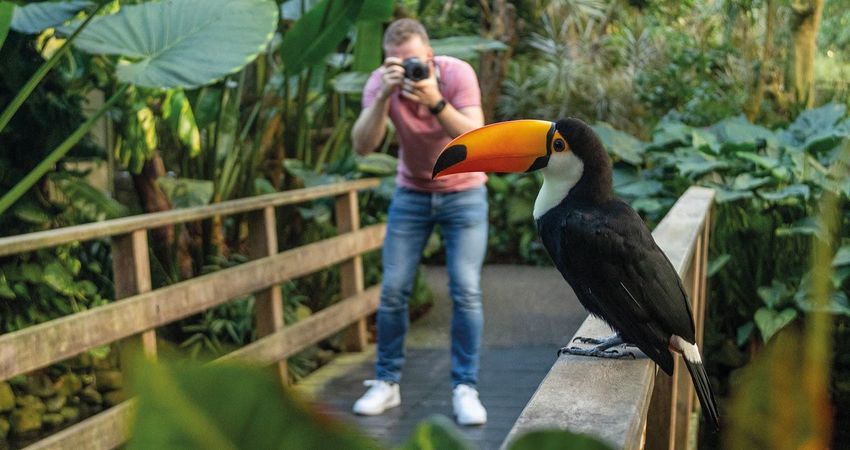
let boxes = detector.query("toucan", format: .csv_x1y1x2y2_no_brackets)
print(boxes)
432,118,720,430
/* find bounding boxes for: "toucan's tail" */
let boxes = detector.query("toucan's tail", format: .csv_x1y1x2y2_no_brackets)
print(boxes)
683,358,720,431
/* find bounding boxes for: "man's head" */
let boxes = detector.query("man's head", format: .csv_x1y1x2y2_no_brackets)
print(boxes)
383,18,433,63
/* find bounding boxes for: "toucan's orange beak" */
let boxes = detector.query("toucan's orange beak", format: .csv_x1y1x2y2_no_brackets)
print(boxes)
432,120,557,179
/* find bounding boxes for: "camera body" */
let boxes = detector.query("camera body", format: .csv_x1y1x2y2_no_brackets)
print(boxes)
402,57,429,81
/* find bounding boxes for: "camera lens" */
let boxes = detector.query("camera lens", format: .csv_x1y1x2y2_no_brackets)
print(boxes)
402,57,429,82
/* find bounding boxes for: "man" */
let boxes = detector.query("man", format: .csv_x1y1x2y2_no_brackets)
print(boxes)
350,18,488,426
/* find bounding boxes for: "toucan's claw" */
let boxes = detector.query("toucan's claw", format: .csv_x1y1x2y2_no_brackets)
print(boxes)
570,333,624,349
558,344,636,359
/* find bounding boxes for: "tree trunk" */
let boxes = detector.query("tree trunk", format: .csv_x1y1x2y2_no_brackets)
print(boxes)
790,0,825,109
478,0,517,123
746,0,777,121
131,152,194,281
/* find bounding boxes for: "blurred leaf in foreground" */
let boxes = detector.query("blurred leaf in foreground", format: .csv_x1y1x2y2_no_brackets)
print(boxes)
128,360,380,450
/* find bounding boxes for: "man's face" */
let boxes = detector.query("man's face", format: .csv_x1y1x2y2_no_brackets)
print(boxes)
385,35,433,62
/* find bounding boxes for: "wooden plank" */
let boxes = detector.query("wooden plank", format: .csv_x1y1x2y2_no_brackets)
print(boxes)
502,187,715,449
0,224,386,381
23,401,135,450
335,190,368,351
0,178,380,257
247,207,288,386
112,230,157,359
217,286,381,366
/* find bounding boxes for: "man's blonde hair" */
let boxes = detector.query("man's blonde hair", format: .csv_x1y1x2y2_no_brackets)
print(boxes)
383,18,429,49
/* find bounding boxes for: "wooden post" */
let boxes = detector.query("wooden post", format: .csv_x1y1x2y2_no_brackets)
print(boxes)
112,230,156,359
335,190,368,351
247,206,288,386
646,366,674,450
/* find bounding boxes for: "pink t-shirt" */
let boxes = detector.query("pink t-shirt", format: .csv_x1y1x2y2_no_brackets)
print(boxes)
362,55,487,193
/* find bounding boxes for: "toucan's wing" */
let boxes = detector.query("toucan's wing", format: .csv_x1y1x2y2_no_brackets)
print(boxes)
554,199,696,375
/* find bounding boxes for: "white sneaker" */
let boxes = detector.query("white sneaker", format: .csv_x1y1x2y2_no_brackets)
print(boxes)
352,380,400,415
452,384,487,425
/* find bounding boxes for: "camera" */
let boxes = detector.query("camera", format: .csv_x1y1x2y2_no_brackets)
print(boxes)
402,57,429,81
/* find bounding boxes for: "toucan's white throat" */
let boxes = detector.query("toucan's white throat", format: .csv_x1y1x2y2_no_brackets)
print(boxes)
533,152,584,219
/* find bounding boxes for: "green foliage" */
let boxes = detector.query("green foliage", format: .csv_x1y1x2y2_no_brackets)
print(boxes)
401,415,475,450
508,429,614,450
10,0,91,34
0,2,11,50
128,361,381,450
66,0,278,89
0,241,113,332
280,0,392,76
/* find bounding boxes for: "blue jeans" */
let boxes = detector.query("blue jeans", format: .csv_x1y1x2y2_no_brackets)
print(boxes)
376,185,488,387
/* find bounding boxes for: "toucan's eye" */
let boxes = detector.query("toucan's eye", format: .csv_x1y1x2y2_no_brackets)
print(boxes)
553,138,566,152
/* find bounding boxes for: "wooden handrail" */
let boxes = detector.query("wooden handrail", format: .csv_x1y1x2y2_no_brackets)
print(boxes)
0,178,380,257
0,180,385,450
503,186,715,450
0,225,385,380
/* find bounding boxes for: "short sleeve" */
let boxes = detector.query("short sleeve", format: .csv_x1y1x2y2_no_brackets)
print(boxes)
444,59,481,110
362,69,383,109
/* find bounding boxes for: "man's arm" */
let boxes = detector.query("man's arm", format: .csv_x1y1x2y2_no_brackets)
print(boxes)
352,99,391,155
352,58,405,155
432,104,484,139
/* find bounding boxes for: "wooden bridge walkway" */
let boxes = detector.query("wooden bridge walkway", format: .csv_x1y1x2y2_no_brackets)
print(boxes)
297,265,587,449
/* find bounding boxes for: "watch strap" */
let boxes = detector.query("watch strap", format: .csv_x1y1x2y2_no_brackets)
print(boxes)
429,99,447,115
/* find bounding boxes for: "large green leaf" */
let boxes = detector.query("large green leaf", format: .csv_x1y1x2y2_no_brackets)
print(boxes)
592,122,644,165
10,0,90,34
129,361,378,450
0,2,12,50
712,115,777,152
353,20,384,73
430,36,508,59
352,0,391,72
779,102,850,153
509,430,614,450
280,0,364,75
67,0,277,89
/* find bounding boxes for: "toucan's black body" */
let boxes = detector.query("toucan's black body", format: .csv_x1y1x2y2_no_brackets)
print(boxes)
537,197,690,374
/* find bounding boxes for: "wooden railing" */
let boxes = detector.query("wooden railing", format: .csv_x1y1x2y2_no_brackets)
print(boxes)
503,186,715,450
0,178,385,450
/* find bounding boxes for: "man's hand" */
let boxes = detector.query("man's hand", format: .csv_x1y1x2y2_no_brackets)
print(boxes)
379,57,405,101
400,60,443,109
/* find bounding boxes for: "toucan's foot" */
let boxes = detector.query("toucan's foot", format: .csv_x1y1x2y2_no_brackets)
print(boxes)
558,339,636,360
571,333,624,349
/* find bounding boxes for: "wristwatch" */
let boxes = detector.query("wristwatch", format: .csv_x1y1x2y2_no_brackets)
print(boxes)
429,98,447,115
